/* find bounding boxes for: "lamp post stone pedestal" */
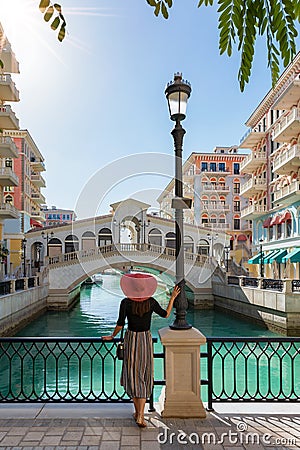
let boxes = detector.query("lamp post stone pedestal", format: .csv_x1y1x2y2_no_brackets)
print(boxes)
158,327,207,418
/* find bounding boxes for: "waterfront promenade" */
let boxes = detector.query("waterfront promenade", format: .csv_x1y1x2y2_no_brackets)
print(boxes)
0,403,299,449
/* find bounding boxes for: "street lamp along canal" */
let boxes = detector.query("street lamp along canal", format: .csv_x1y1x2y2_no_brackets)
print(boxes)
224,245,230,272
259,238,264,278
41,231,54,257
165,73,192,330
22,238,27,277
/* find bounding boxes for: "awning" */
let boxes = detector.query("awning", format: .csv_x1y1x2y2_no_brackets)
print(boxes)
237,234,247,241
263,250,280,264
283,248,300,263
263,217,272,228
30,218,43,228
230,236,234,240
248,252,263,264
279,210,292,223
270,215,281,226
269,248,288,263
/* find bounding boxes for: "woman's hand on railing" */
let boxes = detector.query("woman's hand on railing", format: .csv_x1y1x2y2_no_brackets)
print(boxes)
101,335,114,341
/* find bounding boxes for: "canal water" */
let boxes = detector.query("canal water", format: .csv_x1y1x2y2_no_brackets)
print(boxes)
16,274,279,339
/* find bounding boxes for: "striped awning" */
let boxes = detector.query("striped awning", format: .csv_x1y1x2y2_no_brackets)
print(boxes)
269,249,288,263
248,252,263,264
263,250,280,264
283,248,300,263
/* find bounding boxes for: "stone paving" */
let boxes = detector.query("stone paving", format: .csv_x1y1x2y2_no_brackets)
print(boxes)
0,405,299,449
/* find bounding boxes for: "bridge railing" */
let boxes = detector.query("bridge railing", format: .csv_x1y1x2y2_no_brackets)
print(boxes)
48,243,209,267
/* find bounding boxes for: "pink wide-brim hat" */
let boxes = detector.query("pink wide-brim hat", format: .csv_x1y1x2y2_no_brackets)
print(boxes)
120,273,158,302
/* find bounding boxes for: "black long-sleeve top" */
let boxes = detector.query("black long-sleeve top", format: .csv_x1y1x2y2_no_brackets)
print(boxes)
117,297,167,332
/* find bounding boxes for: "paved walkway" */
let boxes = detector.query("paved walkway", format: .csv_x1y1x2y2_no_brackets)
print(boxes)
0,403,299,449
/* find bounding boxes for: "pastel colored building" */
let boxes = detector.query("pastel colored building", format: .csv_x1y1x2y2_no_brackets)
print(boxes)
239,51,300,279
157,146,251,268
42,206,76,226
0,23,20,274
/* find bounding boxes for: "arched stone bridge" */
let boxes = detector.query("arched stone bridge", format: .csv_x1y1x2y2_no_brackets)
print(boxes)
46,243,216,308
26,199,229,308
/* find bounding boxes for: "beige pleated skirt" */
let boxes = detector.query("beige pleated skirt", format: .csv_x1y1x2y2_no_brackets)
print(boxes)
121,329,153,399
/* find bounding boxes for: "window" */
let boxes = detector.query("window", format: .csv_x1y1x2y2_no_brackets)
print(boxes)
210,162,216,172
233,218,240,230
219,162,226,172
201,218,208,224
201,162,208,171
233,163,240,174
287,220,292,237
5,195,13,204
234,201,240,212
233,183,240,194
5,159,12,168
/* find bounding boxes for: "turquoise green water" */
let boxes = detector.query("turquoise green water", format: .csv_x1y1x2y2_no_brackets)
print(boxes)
4,274,296,403
15,274,279,338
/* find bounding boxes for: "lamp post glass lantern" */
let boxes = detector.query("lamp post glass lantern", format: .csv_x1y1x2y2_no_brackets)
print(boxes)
165,73,192,330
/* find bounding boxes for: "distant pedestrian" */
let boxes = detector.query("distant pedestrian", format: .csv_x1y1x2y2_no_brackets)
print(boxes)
102,273,180,427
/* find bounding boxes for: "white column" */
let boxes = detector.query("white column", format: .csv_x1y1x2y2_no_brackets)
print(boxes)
158,327,207,418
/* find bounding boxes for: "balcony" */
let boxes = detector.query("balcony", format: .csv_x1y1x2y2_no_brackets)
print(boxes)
202,184,230,193
31,192,46,204
0,203,19,219
0,167,18,186
272,108,300,143
0,105,19,130
241,204,267,219
239,126,266,148
240,178,267,197
0,136,18,158
274,180,300,205
31,173,46,188
240,151,266,173
31,210,45,222
0,43,20,73
30,158,45,171
202,222,230,230
272,144,300,175
273,75,300,110
202,202,230,212
0,75,19,102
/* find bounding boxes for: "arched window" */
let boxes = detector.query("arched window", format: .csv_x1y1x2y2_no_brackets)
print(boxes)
65,235,79,253
148,228,162,246
165,232,176,249
82,231,96,250
197,239,209,255
184,236,194,253
98,228,112,247
48,238,63,257
5,195,13,204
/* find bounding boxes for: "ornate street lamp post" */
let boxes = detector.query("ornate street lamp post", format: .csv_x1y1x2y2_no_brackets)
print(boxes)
207,233,218,257
259,238,264,278
165,73,192,330
224,245,230,272
42,231,54,257
22,238,27,277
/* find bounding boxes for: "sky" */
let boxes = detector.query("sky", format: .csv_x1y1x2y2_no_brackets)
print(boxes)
1,0,299,219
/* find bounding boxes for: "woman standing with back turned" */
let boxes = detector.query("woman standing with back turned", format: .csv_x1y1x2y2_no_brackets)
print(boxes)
102,273,180,428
